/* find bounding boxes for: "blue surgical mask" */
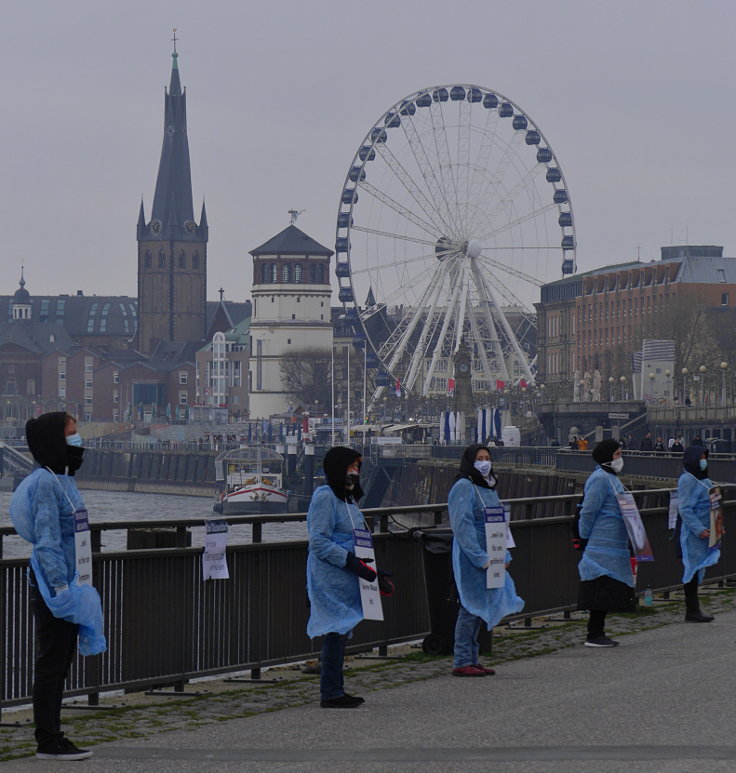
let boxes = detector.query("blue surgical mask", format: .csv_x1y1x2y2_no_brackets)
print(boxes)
474,460,492,477
66,433,83,447
699,459,708,471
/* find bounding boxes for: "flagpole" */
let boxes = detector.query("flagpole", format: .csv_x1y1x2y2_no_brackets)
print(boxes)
331,342,335,447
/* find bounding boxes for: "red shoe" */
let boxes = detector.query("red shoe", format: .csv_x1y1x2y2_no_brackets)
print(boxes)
474,664,496,675
452,665,486,677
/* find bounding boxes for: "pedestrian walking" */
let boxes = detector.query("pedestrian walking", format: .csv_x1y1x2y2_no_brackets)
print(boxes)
305,446,393,708
639,432,654,452
447,444,524,676
677,447,718,622
577,439,636,647
9,412,106,760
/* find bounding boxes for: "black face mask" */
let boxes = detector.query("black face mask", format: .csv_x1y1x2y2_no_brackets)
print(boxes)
346,473,360,489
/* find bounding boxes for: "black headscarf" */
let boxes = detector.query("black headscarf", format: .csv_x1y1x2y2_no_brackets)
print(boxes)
322,446,363,502
592,439,621,475
454,443,497,490
25,411,84,476
683,445,709,480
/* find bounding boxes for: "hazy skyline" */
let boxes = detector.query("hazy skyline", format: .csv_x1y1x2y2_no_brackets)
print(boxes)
2,0,734,303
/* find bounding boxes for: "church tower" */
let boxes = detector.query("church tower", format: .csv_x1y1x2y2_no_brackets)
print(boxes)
136,38,208,355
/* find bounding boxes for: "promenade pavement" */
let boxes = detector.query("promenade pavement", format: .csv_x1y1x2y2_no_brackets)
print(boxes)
4,590,736,772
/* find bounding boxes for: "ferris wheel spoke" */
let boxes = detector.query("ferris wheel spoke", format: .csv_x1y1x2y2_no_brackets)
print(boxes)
469,151,543,236
379,259,453,371
469,132,528,232
405,265,457,391
456,99,472,233
475,254,543,287
400,110,461,236
421,263,467,395
465,293,495,385
374,143,456,236
358,181,440,237
474,200,557,244
466,108,499,224
350,226,437,248
429,103,463,236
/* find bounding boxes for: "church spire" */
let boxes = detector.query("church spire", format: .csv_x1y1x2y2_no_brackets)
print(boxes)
150,36,194,234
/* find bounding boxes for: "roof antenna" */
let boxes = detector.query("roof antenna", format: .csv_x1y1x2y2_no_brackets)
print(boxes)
288,209,305,224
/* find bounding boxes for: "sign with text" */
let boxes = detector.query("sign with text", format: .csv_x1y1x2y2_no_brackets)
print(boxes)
353,528,383,621
202,519,229,581
73,508,92,586
484,506,507,589
503,502,515,548
617,492,654,562
709,486,725,550
668,490,679,530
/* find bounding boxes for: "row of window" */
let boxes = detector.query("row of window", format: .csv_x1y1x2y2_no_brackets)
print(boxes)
578,293,671,323
259,263,326,284
143,249,201,270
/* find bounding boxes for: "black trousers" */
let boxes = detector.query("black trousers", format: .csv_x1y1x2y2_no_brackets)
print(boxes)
30,584,79,744
587,609,607,639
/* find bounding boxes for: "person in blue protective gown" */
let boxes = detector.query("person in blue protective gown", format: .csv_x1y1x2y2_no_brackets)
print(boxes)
677,446,718,622
306,446,393,708
9,412,106,761
577,439,636,647
448,444,524,677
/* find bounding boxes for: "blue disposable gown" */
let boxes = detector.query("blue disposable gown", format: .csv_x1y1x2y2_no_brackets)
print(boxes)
10,468,107,655
678,471,719,583
448,478,524,630
306,485,365,638
577,467,634,587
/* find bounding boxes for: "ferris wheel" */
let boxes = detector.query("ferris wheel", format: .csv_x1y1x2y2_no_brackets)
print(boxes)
334,84,576,403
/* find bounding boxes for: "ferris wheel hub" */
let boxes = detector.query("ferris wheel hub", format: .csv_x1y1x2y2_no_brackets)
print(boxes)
466,239,482,259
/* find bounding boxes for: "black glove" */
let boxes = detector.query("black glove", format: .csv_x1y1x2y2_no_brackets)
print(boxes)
345,551,377,582
377,570,395,597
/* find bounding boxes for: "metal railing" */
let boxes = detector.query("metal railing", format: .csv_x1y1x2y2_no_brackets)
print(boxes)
2,490,736,716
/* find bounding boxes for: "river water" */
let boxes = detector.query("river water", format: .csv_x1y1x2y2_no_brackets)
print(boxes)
0,488,308,560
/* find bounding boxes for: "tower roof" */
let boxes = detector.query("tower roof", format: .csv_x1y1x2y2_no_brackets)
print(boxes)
149,45,195,234
13,268,30,304
249,225,333,257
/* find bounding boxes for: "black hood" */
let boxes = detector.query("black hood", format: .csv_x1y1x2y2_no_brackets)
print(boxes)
25,411,84,476
683,445,708,480
322,446,363,502
454,443,496,490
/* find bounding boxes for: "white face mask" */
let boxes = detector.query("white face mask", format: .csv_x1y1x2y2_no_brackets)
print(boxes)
609,457,624,473
474,460,492,477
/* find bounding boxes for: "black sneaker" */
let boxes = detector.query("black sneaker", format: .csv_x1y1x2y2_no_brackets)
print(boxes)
36,736,93,760
320,694,363,708
584,635,619,648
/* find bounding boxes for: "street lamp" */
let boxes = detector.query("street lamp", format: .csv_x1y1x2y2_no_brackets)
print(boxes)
681,367,688,404
608,376,615,402
720,362,728,407
664,369,672,403
648,372,655,401
620,375,627,401
698,365,706,405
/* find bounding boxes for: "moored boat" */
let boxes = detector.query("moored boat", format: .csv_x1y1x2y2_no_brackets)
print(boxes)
213,447,290,514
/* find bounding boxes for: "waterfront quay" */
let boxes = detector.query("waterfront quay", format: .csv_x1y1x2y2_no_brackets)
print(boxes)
4,589,736,770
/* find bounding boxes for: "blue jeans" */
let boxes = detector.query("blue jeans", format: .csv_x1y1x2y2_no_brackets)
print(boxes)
320,632,347,700
453,605,482,668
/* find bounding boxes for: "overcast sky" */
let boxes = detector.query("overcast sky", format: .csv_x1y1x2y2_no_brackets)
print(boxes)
1,0,733,304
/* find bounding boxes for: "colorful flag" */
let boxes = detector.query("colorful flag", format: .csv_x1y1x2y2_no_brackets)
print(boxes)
447,378,456,394
395,378,401,397
519,379,528,389
495,379,505,390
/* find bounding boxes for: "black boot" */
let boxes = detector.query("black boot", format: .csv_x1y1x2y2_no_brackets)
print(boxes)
684,578,714,623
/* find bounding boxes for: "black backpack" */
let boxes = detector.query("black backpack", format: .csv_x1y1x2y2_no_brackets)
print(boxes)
571,497,588,551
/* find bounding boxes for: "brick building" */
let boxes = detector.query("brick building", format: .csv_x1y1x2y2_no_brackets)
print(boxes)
536,245,736,399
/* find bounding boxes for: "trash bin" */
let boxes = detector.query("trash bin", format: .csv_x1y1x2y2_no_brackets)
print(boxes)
418,529,492,656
